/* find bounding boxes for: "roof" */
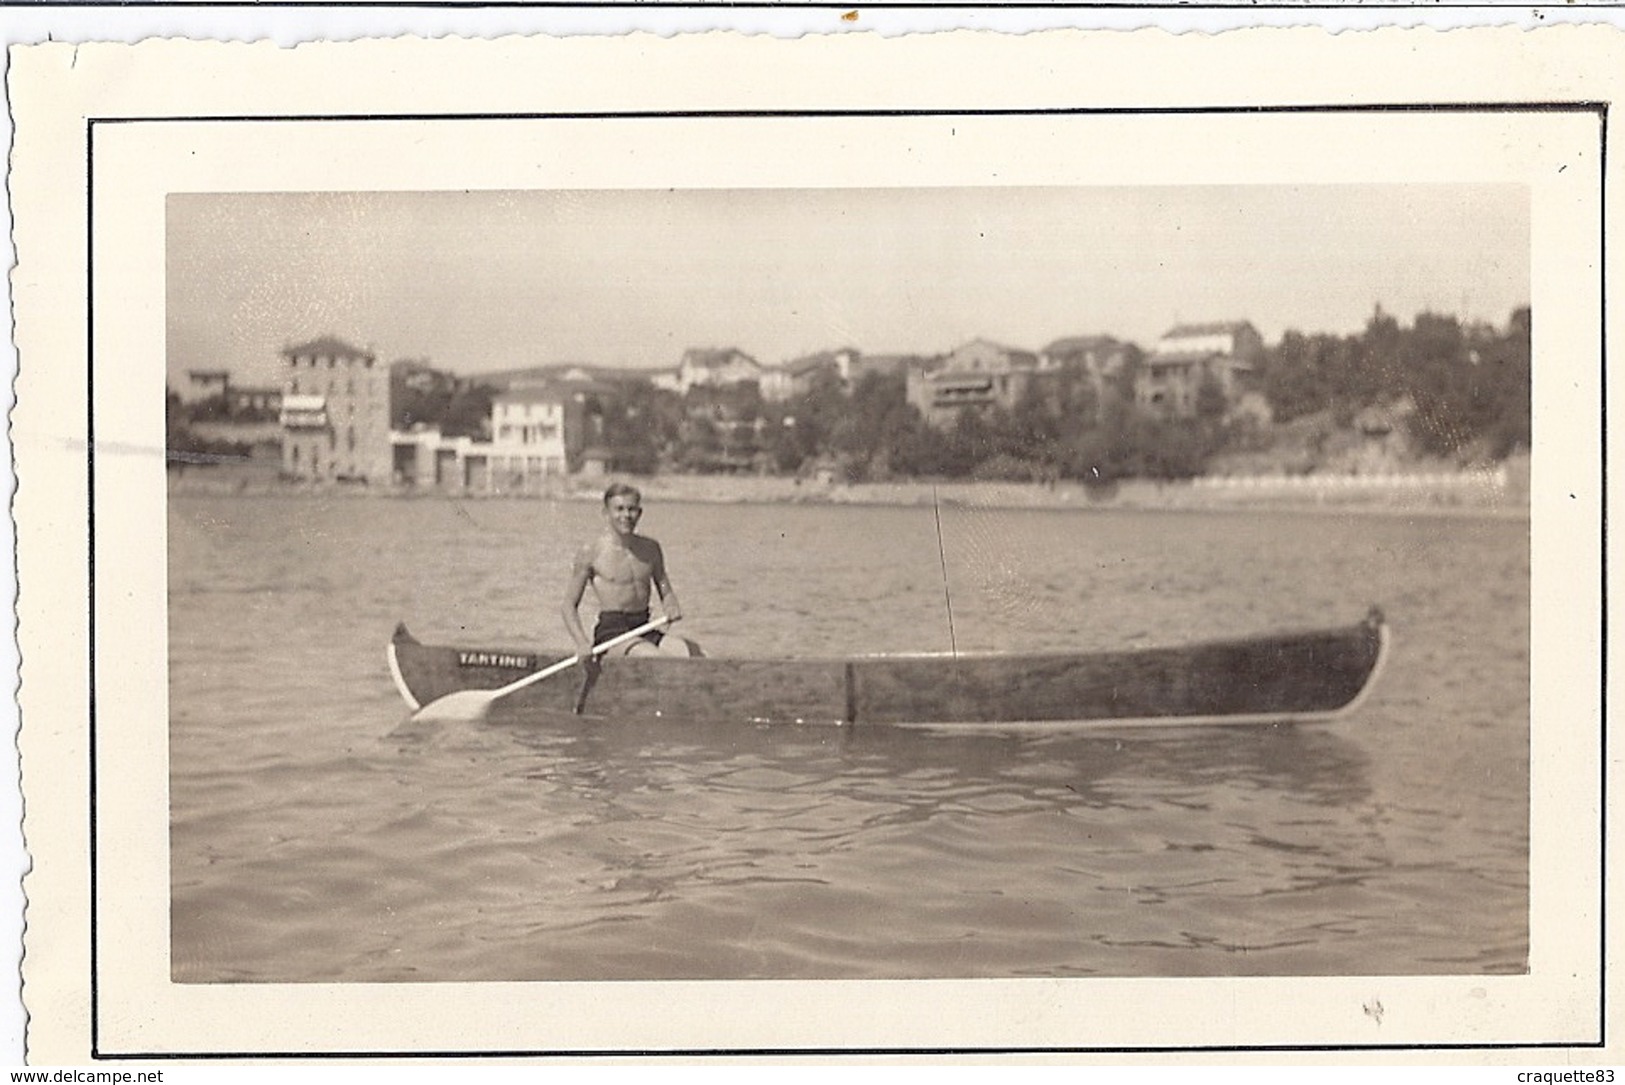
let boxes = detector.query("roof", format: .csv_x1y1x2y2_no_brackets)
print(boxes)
283,336,373,360
186,368,230,379
786,354,840,377
1160,321,1256,340
280,394,328,411
1042,335,1121,357
682,347,760,368
494,387,567,406
954,337,1035,358
476,363,655,390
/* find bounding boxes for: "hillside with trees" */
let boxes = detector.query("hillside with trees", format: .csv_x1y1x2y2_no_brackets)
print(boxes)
378,306,1530,486
601,306,1530,483
1259,306,1530,461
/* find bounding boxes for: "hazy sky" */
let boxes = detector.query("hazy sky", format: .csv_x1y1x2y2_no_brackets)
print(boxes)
167,185,1528,387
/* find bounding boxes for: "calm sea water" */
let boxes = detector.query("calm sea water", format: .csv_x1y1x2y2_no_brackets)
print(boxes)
167,492,1528,982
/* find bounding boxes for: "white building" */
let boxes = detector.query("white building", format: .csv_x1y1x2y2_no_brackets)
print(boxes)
675,347,763,393
490,386,569,485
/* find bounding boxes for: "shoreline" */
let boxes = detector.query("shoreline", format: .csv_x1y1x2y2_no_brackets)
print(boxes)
166,464,1531,520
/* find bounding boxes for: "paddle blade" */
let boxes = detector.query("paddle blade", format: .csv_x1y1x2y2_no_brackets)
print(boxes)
411,688,501,724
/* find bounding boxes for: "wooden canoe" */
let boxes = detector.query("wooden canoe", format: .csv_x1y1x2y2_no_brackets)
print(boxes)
388,607,1388,730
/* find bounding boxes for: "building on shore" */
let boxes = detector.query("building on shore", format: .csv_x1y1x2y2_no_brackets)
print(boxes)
171,368,281,419
489,385,570,491
768,348,861,401
226,385,282,417
387,375,620,493
178,369,231,405
1134,321,1265,420
279,335,391,483
390,428,496,492
671,347,764,395
905,338,1041,429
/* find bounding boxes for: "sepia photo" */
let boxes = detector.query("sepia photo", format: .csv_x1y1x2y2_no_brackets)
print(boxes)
166,184,1526,986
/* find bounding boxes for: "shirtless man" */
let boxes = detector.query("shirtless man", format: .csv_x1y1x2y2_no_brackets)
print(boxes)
561,482,696,661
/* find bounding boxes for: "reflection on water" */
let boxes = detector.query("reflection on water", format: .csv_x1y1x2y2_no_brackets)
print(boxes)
472,714,1374,814
170,495,1528,982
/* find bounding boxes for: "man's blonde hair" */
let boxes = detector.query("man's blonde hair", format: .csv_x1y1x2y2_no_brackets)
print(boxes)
603,482,642,506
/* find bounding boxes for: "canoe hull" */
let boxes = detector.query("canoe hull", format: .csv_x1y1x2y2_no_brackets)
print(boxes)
389,610,1388,730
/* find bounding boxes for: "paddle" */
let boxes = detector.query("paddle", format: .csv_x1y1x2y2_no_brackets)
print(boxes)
412,615,674,723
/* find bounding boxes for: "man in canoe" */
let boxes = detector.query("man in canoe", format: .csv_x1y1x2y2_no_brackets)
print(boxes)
562,482,699,662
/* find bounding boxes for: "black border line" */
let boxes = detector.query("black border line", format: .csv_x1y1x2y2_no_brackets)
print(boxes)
90,102,1609,124
16,1,1625,8
86,111,99,1064
1598,101,1610,1052
100,102,1607,1061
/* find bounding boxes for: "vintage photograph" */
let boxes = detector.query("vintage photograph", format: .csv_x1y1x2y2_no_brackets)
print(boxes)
165,183,1531,984
11,26,1610,1060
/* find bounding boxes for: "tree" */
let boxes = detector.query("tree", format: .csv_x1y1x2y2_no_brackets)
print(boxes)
1193,371,1228,423
600,379,681,474
440,382,496,439
831,372,923,480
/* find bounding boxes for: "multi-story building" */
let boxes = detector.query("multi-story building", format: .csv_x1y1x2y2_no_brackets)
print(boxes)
1134,321,1265,420
905,338,1040,429
279,335,391,483
489,385,570,490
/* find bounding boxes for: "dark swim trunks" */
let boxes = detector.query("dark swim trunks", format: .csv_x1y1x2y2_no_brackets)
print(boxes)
593,608,664,648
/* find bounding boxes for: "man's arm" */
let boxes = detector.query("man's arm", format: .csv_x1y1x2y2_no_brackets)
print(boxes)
560,547,595,656
650,542,682,624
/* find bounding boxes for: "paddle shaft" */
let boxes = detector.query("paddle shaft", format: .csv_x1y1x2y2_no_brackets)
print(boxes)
490,614,673,700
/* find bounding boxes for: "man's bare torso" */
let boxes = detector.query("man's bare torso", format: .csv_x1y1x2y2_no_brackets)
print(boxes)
584,533,663,612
